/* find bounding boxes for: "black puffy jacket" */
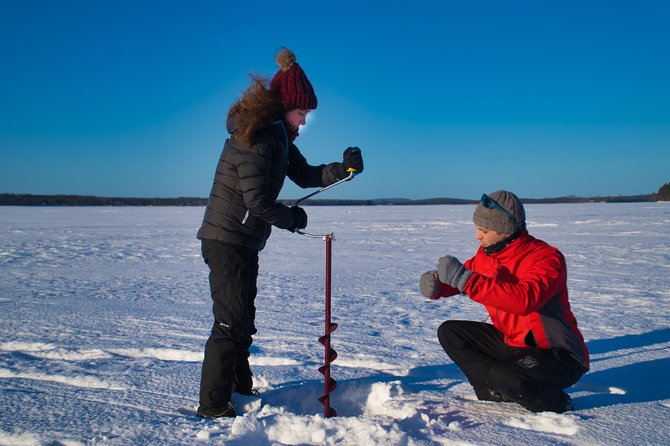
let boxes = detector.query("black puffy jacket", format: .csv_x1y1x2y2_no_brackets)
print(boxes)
197,116,347,250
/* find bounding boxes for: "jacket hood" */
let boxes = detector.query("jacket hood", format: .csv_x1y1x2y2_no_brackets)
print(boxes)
226,113,240,135
226,113,283,137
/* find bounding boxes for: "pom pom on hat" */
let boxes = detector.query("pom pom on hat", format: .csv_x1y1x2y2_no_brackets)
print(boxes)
269,48,317,110
275,48,296,72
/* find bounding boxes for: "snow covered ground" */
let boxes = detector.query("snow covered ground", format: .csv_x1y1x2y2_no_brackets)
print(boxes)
0,202,669,445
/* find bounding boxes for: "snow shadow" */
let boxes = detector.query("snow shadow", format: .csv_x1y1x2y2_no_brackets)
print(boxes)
586,327,670,355
576,327,670,409
576,358,670,409
261,363,462,417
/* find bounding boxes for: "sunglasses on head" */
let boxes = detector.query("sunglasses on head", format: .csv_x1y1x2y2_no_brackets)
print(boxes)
480,193,517,224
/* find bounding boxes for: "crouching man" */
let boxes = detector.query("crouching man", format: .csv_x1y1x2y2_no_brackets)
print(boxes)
420,190,589,413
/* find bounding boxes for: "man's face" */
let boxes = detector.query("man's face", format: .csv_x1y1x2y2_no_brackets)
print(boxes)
475,225,509,248
285,108,310,130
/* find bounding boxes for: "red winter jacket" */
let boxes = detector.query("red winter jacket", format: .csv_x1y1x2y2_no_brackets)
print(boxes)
439,230,589,370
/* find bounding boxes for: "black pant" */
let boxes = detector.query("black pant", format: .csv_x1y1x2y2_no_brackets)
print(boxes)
199,239,259,409
437,320,584,412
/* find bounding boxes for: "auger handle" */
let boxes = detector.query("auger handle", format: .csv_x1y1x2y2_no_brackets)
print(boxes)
295,169,356,206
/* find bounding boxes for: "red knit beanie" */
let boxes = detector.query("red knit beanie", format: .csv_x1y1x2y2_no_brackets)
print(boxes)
269,48,317,110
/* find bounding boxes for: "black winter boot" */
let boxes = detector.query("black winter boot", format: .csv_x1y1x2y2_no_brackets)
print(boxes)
474,385,513,403
556,393,574,413
196,401,236,418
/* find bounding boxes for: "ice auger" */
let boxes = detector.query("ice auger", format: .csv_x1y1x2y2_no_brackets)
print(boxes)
316,233,338,417
294,169,356,417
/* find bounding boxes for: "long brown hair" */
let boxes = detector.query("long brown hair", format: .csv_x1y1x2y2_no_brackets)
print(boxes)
228,74,285,147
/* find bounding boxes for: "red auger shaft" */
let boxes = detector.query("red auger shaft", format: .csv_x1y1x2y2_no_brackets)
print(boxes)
318,234,338,417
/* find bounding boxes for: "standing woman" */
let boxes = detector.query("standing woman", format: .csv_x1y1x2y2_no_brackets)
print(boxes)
196,48,364,418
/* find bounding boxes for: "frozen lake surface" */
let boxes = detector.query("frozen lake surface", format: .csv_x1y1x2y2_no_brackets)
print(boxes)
1,202,669,445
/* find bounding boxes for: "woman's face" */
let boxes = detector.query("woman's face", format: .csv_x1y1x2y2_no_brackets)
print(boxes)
285,109,310,130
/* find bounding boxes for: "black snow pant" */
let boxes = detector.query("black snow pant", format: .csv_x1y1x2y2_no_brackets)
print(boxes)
437,320,585,413
199,239,258,410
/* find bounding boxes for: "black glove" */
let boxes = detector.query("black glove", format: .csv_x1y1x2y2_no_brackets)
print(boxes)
437,255,473,292
288,205,307,232
419,270,441,299
343,146,364,173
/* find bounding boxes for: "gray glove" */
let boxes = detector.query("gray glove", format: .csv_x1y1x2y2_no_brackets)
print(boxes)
419,270,441,299
437,255,473,292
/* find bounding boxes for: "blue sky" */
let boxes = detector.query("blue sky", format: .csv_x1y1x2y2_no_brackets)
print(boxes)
1,1,668,200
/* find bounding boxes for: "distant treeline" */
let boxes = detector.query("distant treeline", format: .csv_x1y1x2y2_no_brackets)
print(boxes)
289,194,658,206
0,194,208,206
0,193,658,206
